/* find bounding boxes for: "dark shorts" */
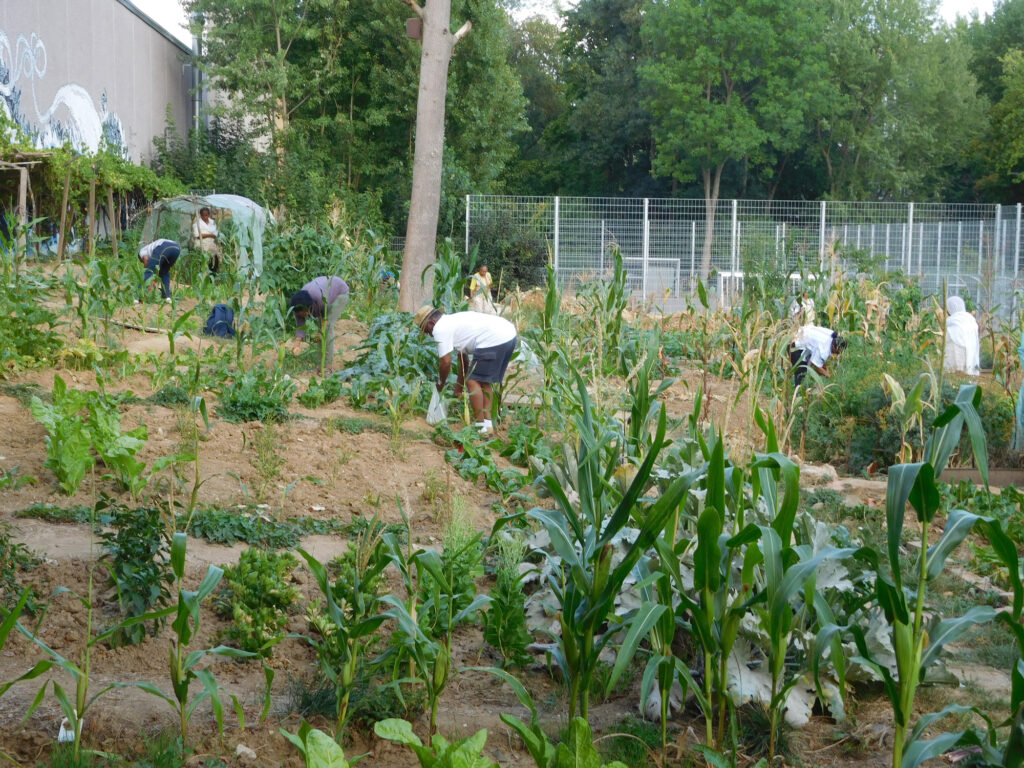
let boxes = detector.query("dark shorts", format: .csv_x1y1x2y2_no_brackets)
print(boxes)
468,336,518,383
789,343,810,386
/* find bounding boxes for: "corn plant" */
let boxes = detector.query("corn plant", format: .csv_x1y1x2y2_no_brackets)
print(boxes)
135,533,257,756
818,384,1015,768
299,532,387,737
472,667,556,768
882,372,933,463
166,308,195,357
460,672,631,768
381,547,491,735
574,246,628,375
527,373,692,719
428,238,471,312
607,558,691,765
751,526,856,765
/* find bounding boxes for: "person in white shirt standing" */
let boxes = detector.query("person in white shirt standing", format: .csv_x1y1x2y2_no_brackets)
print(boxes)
191,207,221,274
413,306,518,434
789,324,846,385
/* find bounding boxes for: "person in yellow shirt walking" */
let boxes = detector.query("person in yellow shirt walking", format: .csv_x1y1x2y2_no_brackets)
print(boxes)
468,265,497,314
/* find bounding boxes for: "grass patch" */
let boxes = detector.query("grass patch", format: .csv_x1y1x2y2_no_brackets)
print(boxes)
922,569,1018,670
0,382,46,407
327,416,390,435
595,715,660,768
147,384,191,408
15,503,94,524
179,507,368,549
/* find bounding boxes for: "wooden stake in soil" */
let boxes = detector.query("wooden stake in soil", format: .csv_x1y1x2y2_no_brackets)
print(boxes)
106,186,119,260
57,170,71,260
87,176,96,259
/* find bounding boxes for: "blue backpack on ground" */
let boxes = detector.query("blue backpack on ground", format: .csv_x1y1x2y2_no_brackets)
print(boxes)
203,304,235,338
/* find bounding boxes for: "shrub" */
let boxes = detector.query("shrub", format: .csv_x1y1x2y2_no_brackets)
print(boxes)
99,505,174,646
468,212,548,290
218,548,299,656
217,367,294,423
795,335,1019,472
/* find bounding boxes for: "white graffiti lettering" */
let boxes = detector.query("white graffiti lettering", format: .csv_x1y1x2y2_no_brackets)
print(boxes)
0,28,125,154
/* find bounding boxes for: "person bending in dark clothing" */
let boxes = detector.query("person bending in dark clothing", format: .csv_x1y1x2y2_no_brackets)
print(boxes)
137,239,181,301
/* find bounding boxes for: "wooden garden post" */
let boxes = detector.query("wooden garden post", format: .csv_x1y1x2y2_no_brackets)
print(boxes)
15,164,28,256
57,169,71,260
87,175,96,259
106,186,119,259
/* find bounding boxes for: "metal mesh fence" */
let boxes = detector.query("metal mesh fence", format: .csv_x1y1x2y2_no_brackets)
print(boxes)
466,196,1024,314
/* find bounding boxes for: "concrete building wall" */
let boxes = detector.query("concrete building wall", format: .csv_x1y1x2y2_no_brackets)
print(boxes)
0,0,193,162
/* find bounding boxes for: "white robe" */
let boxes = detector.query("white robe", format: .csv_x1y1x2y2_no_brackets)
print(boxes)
944,297,980,376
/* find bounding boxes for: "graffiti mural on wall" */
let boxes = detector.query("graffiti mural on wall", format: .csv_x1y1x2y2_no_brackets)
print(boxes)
0,29,125,154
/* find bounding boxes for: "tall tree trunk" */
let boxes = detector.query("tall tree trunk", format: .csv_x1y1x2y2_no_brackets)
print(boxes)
397,0,471,313
699,164,724,280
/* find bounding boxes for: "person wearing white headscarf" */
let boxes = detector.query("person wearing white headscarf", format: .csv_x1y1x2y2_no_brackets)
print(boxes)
944,296,980,376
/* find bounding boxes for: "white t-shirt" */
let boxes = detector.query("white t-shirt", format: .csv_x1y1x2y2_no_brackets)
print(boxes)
192,216,218,251
431,312,517,358
138,239,176,259
793,324,835,368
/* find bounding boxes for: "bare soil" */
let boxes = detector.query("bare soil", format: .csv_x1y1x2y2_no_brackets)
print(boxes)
0,316,1008,767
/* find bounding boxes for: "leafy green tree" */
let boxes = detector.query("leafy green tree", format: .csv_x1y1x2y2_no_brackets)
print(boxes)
980,48,1024,198
556,0,666,196
184,0,523,237
966,0,1024,103
640,0,830,278
814,0,985,201
185,0,346,152
500,16,570,194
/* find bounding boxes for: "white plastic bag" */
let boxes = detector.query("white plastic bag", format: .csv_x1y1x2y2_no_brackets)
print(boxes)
426,389,448,426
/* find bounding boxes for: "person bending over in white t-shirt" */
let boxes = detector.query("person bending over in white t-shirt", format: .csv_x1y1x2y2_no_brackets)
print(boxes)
789,324,846,385
413,306,518,434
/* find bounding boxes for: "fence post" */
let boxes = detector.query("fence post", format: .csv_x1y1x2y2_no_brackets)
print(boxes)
642,198,650,296
818,200,826,265
921,222,929,276
600,219,605,274
885,224,890,272
553,196,560,281
978,219,984,276
995,204,1002,275
731,199,738,273
1015,203,1021,280
690,220,696,290
464,194,470,257
906,203,914,274
956,221,962,277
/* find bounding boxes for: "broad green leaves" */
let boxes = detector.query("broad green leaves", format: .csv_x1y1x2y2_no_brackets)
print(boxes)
30,375,150,495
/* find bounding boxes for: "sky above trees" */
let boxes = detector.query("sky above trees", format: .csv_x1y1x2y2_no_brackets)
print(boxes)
137,0,996,44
